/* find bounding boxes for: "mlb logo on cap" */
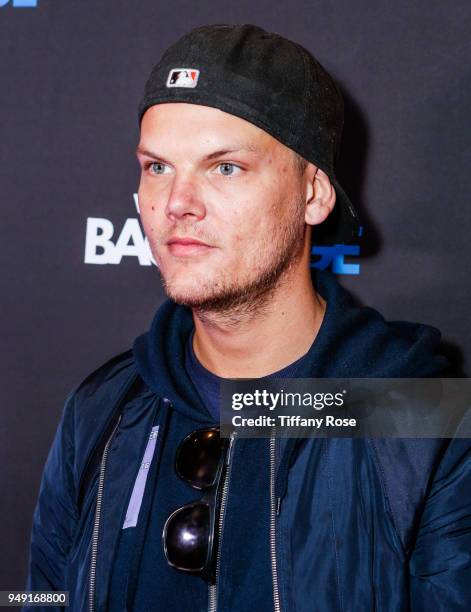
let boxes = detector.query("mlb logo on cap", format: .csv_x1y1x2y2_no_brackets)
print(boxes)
166,68,200,88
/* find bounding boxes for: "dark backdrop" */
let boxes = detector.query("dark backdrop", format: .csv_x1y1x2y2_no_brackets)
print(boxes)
1,0,470,589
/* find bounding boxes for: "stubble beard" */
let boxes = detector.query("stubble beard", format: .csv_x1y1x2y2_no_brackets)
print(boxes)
159,194,307,325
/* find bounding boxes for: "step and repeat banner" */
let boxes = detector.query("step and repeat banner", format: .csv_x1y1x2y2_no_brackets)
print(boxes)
1,0,470,589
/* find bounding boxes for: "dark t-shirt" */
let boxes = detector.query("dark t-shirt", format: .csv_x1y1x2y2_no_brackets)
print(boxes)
185,329,313,421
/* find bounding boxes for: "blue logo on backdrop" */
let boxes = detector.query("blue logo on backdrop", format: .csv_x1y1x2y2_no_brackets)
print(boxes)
311,244,361,275
0,0,38,7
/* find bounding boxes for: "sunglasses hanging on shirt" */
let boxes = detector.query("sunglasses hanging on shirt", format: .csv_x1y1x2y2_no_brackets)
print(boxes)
162,427,231,582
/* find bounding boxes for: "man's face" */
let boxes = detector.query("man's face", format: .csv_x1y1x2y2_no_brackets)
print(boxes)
136,103,309,312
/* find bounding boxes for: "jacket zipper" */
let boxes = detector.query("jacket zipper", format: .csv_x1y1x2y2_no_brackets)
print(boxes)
208,431,237,612
270,434,281,612
88,414,122,612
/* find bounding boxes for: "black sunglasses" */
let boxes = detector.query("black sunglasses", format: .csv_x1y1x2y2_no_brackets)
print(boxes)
162,427,231,582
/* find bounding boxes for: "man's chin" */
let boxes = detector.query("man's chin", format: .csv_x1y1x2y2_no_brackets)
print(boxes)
163,278,241,312
165,290,208,308
162,278,216,308
162,275,279,315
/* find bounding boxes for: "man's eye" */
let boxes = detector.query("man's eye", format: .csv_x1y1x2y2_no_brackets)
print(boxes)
217,163,241,176
147,162,168,175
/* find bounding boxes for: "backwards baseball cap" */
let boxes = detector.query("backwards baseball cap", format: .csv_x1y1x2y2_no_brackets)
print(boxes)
138,24,361,244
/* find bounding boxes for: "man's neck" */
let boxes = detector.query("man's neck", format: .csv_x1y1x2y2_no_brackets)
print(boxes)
191,262,326,378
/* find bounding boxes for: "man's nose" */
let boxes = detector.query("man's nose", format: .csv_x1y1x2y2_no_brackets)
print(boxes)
165,173,206,222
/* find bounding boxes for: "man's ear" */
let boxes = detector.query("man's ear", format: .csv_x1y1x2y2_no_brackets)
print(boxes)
304,165,336,227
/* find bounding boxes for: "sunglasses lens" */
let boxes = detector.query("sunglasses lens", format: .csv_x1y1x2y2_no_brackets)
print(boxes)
177,428,225,488
165,503,210,571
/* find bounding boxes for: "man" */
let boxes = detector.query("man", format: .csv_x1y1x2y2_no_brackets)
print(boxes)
25,24,471,611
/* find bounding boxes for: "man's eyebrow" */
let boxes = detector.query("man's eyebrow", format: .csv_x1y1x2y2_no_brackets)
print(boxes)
203,144,260,160
135,144,260,160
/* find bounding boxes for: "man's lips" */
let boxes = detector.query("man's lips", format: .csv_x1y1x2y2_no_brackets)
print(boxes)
166,236,215,256
167,237,210,246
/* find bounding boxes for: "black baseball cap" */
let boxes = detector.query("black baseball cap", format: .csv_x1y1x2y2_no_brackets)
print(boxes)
138,24,361,245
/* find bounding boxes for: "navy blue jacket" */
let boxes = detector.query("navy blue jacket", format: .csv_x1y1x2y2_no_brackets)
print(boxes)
25,269,471,611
